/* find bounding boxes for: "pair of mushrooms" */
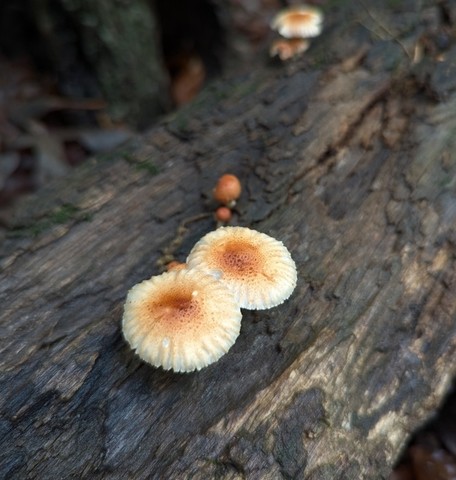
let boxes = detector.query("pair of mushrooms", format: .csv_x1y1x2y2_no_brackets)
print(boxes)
123,227,297,373
270,5,324,61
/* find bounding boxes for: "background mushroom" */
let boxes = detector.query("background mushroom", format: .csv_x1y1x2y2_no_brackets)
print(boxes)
186,227,297,310
269,38,310,61
122,269,242,372
270,5,324,39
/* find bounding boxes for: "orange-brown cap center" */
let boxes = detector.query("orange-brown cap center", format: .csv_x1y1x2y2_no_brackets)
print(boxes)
216,240,261,276
285,12,314,28
145,289,202,328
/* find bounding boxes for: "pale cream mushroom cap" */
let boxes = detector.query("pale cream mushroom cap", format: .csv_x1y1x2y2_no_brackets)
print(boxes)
122,269,242,372
271,6,324,39
187,227,297,310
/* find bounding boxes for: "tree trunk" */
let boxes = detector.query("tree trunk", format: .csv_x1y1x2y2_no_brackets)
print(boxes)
1,1,456,479
32,0,170,127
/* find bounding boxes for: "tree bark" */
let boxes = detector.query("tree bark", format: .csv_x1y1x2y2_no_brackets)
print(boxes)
32,0,170,127
1,1,456,479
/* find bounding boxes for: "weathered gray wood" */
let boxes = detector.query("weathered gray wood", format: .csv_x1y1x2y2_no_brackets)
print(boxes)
1,1,456,479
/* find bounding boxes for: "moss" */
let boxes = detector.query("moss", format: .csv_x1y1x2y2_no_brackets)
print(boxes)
50,204,80,224
123,154,159,175
8,203,92,238
134,160,159,175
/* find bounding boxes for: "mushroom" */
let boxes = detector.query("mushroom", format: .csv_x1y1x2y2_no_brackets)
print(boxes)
215,206,232,223
166,260,187,271
186,227,297,310
213,174,242,207
269,38,310,61
122,269,242,372
270,5,324,39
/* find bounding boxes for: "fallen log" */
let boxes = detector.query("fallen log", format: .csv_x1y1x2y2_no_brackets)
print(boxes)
1,1,455,478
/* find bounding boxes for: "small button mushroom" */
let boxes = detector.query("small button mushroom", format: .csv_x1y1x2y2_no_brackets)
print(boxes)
215,206,232,223
213,174,241,207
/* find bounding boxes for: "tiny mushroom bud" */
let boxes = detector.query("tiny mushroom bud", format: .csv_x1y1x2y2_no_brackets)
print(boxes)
187,227,297,310
271,5,324,39
270,38,310,61
215,206,232,223
213,174,241,207
166,261,187,271
123,269,242,372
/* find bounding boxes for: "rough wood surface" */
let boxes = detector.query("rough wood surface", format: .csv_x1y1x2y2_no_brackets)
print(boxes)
1,1,456,479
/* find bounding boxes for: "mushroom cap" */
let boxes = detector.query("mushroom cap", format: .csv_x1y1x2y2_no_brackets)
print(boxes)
213,174,242,206
215,206,232,223
187,227,297,310
270,38,310,61
122,269,242,372
271,6,323,39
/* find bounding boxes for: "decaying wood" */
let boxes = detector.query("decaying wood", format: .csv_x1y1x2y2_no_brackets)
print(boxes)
1,1,456,479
